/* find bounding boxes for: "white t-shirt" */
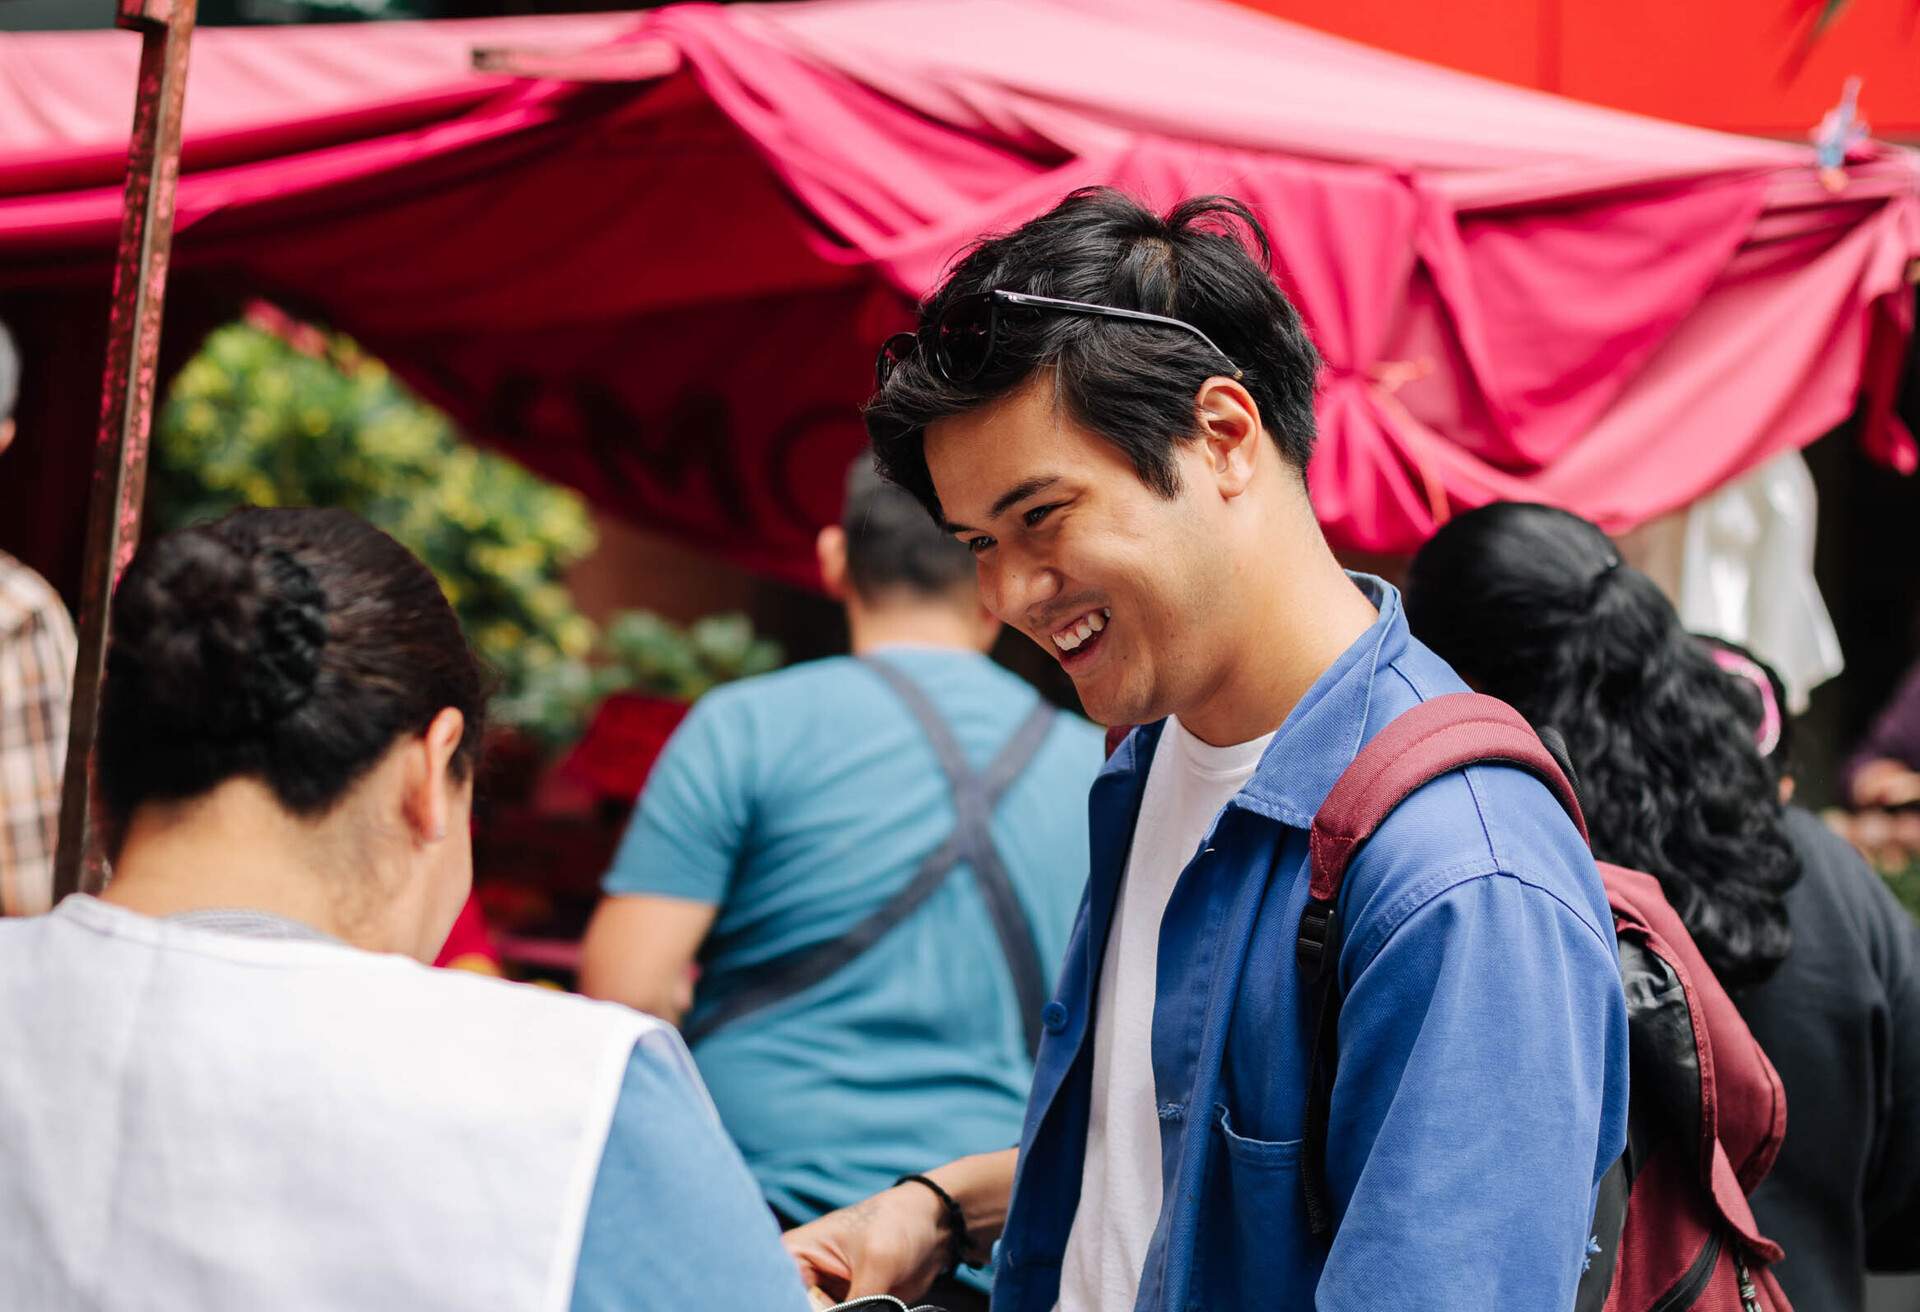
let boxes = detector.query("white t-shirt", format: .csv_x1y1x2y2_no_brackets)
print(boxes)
1056,717,1275,1312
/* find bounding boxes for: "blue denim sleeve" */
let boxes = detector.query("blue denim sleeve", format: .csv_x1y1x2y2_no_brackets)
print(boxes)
1316,872,1630,1310
570,1029,813,1312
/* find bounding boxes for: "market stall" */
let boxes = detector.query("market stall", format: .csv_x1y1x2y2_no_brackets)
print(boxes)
1,0,1914,601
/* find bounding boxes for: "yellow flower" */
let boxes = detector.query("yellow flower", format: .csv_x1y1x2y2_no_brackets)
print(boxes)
557,616,596,658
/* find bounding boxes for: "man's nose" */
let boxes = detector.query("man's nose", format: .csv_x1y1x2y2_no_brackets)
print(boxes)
980,551,1061,627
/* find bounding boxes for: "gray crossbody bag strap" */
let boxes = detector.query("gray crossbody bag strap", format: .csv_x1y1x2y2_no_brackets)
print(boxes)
682,657,1057,1055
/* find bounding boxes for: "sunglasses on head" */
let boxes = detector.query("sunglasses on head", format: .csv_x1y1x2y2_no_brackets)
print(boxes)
874,288,1243,390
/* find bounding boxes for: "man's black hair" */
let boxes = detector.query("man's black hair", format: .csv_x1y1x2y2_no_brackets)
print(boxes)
864,188,1322,520
841,454,974,600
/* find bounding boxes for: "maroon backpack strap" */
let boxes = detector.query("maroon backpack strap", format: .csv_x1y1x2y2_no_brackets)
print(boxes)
1296,692,1588,1241
1308,692,1589,907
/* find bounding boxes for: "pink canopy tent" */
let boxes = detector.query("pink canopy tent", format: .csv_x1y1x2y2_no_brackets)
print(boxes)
0,0,1915,595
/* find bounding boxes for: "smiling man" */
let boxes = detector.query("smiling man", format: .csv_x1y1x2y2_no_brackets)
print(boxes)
783,189,1628,1311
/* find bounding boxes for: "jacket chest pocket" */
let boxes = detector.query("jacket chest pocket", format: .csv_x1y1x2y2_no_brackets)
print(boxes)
1191,1104,1316,1308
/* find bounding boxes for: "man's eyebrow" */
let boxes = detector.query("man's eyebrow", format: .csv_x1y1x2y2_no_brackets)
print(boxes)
989,476,1061,520
941,475,1062,536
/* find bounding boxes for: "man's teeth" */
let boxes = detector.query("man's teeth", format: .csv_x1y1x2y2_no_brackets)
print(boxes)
1051,609,1111,653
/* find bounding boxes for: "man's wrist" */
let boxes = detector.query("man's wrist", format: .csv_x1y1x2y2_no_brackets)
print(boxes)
894,1173,973,1270
923,1149,1016,1259
880,1177,949,1248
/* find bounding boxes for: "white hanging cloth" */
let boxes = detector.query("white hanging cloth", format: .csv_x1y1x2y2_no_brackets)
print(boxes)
1618,449,1843,713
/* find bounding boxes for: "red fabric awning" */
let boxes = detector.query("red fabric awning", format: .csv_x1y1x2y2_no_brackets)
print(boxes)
0,0,1914,597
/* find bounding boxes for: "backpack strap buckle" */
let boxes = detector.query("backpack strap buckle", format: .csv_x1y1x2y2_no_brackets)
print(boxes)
1295,896,1340,981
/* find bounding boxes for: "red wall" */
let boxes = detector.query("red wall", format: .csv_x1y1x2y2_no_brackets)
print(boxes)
1235,0,1920,138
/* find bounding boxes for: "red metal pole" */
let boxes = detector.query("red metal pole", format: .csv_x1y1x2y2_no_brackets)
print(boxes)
52,0,199,901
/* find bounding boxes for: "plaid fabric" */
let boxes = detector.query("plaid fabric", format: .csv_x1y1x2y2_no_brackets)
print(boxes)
0,551,76,916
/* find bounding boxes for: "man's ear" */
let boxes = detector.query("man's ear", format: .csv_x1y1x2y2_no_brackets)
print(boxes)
817,525,850,600
0,418,15,458
1193,378,1263,499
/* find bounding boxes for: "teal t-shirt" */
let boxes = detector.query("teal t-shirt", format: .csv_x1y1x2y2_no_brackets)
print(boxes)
603,647,1103,1222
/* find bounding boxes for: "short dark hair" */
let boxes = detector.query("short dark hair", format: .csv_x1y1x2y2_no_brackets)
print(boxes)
841,455,973,600
1404,502,1798,992
99,507,487,840
865,188,1321,519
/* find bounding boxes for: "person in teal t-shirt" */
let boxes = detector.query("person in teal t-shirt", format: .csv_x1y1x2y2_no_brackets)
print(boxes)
581,458,1102,1308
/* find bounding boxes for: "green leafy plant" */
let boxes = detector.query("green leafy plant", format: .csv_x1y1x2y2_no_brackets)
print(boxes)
603,611,784,700
496,610,784,748
1883,856,1920,925
1783,0,1920,77
152,314,599,734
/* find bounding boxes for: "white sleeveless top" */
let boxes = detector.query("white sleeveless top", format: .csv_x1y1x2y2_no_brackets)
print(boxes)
0,895,652,1311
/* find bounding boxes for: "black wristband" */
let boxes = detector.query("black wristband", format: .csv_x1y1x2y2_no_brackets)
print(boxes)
895,1172,971,1272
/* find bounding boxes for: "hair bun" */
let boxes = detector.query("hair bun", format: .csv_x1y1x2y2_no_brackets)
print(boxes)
109,528,328,739
243,548,327,727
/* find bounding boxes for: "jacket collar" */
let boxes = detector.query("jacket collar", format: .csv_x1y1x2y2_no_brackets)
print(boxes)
1105,574,1405,833
1233,573,1404,829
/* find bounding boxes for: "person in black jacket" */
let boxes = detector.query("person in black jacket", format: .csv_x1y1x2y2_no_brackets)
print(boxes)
1697,635,1920,1309
1406,501,1920,1312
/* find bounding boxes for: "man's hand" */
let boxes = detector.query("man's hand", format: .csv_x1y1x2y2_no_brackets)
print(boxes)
784,1183,951,1305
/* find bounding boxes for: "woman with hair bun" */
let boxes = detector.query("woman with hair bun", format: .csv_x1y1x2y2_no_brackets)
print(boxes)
1406,500,1920,1312
0,508,810,1311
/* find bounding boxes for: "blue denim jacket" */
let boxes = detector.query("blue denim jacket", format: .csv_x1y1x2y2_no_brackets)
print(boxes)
996,578,1630,1311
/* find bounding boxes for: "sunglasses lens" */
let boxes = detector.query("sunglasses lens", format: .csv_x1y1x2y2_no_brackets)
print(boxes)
875,332,919,389
934,293,996,382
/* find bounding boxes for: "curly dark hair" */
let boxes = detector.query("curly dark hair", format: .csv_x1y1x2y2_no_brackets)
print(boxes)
1694,633,1794,788
1405,502,1800,992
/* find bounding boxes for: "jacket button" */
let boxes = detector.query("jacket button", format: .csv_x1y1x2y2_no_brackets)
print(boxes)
1041,1001,1069,1033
